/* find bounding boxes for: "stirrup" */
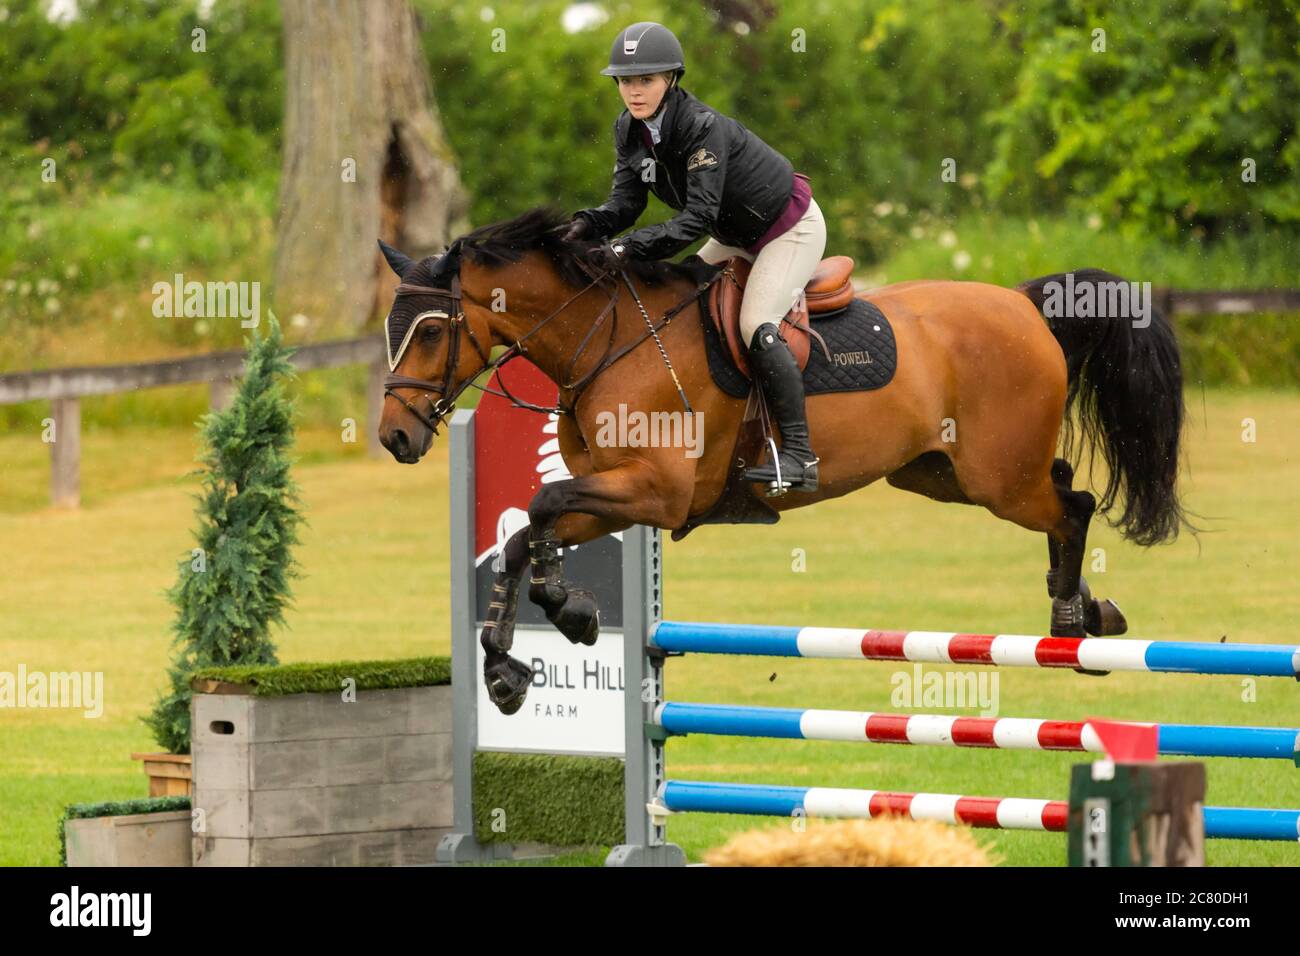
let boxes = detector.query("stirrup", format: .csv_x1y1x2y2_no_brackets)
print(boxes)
756,436,820,497
765,436,782,496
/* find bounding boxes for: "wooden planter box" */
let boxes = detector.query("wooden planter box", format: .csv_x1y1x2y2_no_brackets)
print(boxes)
65,810,192,867
191,684,452,866
131,752,193,797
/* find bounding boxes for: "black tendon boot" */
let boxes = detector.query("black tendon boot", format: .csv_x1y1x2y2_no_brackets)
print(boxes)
742,323,820,494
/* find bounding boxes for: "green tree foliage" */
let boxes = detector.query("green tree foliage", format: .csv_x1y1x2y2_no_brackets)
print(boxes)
144,316,302,754
986,0,1300,236
420,0,1021,260
0,0,282,189
0,0,283,349
113,70,264,187
1,0,1295,270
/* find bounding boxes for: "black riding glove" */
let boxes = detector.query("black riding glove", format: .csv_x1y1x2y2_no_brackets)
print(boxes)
557,216,594,243
584,241,628,274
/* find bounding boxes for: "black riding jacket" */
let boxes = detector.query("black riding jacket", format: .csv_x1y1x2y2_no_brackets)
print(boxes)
574,86,795,260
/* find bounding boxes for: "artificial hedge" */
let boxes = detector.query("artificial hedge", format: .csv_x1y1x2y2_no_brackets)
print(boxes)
188,656,450,696
471,751,623,849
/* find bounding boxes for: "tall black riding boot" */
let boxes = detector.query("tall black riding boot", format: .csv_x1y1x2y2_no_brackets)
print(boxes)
742,323,820,495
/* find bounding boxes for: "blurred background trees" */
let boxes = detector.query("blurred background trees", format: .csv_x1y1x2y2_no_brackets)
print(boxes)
1,0,1296,376
275,0,468,330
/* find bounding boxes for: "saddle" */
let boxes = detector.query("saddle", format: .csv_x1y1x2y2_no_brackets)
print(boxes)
707,255,856,376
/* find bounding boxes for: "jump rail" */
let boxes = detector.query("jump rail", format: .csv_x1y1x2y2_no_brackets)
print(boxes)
661,780,1300,842
608,562,1300,863
653,621,1300,679
656,702,1300,762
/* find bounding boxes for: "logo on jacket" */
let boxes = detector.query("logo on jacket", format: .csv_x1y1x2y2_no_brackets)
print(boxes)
686,148,719,171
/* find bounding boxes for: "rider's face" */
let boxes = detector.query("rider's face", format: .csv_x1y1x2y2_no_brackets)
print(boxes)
618,73,672,120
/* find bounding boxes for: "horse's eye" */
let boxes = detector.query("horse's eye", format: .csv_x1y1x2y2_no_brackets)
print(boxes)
421,322,444,342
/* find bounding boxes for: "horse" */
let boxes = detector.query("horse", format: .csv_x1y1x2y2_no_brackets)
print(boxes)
376,207,1188,715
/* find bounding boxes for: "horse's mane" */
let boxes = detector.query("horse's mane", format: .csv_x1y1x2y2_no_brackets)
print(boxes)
412,206,703,289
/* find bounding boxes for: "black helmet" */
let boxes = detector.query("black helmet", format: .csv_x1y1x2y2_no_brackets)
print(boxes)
600,21,685,78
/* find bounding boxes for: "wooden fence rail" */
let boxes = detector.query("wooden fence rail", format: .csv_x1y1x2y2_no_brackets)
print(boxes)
1155,289,1300,316
0,336,387,508
3,287,1298,508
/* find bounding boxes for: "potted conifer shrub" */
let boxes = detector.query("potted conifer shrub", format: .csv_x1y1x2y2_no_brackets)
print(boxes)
137,315,303,793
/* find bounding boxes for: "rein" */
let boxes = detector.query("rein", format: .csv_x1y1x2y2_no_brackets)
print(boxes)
383,261,712,435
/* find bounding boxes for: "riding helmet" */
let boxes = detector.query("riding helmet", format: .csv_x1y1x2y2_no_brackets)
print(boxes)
600,21,686,78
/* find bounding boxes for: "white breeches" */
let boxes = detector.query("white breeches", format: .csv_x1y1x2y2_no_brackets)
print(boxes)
697,196,828,345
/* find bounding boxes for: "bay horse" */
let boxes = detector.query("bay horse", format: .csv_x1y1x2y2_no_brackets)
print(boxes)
377,208,1187,716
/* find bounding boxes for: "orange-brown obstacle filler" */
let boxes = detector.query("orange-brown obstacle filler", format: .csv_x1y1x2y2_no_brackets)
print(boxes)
702,817,996,868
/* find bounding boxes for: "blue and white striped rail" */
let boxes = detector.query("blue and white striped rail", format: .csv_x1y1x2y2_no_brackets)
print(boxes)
652,621,1300,678
655,702,1300,761
661,780,1300,842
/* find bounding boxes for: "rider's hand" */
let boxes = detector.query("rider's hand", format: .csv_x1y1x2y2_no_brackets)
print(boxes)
584,241,627,274
557,217,594,243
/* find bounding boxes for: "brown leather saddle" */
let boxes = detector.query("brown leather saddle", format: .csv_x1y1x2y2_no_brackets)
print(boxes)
706,255,856,376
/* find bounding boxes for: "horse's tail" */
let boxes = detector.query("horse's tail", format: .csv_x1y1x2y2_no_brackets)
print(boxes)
1016,269,1187,546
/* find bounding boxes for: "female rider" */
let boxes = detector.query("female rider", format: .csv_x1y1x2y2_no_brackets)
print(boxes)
561,21,826,493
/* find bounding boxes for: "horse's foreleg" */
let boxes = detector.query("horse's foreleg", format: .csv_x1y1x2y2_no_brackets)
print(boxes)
480,526,535,716
526,463,684,646
483,461,683,717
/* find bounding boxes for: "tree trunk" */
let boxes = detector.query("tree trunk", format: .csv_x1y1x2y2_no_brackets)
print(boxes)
275,0,470,330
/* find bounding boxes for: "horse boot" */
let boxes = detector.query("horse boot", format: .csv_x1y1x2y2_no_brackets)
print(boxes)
480,575,534,716
528,534,600,646
1045,571,1128,637
742,322,820,495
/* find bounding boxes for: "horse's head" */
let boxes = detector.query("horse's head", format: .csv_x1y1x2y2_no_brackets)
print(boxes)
377,238,494,463
376,207,697,463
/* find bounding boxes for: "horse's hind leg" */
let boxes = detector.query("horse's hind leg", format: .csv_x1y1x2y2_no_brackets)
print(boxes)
888,452,1109,635
1045,458,1127,637
970,457,1126,639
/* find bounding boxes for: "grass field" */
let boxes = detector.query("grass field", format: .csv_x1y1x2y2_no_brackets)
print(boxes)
2,387,1299,866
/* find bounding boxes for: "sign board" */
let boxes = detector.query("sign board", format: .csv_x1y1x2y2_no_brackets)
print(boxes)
469,360,627,755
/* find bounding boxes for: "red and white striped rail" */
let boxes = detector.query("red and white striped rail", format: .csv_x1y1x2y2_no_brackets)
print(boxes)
652,621,1300,678
654,702,1300,760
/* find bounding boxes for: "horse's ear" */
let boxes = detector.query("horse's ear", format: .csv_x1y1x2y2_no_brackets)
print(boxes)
378,239,414,277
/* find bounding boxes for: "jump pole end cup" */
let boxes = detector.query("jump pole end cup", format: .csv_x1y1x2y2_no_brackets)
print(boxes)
646,800,674,828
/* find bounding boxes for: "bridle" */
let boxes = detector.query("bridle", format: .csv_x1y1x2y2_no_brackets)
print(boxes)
383,255,712,436
382,271,492,436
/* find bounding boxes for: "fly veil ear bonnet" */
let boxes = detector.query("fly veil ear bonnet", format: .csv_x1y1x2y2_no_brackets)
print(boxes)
382,238,461,372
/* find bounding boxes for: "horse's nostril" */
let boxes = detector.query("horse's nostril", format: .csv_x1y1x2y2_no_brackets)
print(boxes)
392,428,410,456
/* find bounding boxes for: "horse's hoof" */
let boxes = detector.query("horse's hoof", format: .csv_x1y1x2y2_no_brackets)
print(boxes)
484,654,533,715
1085,598,1127,636
547,587,600,646
1072,666,1112,678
